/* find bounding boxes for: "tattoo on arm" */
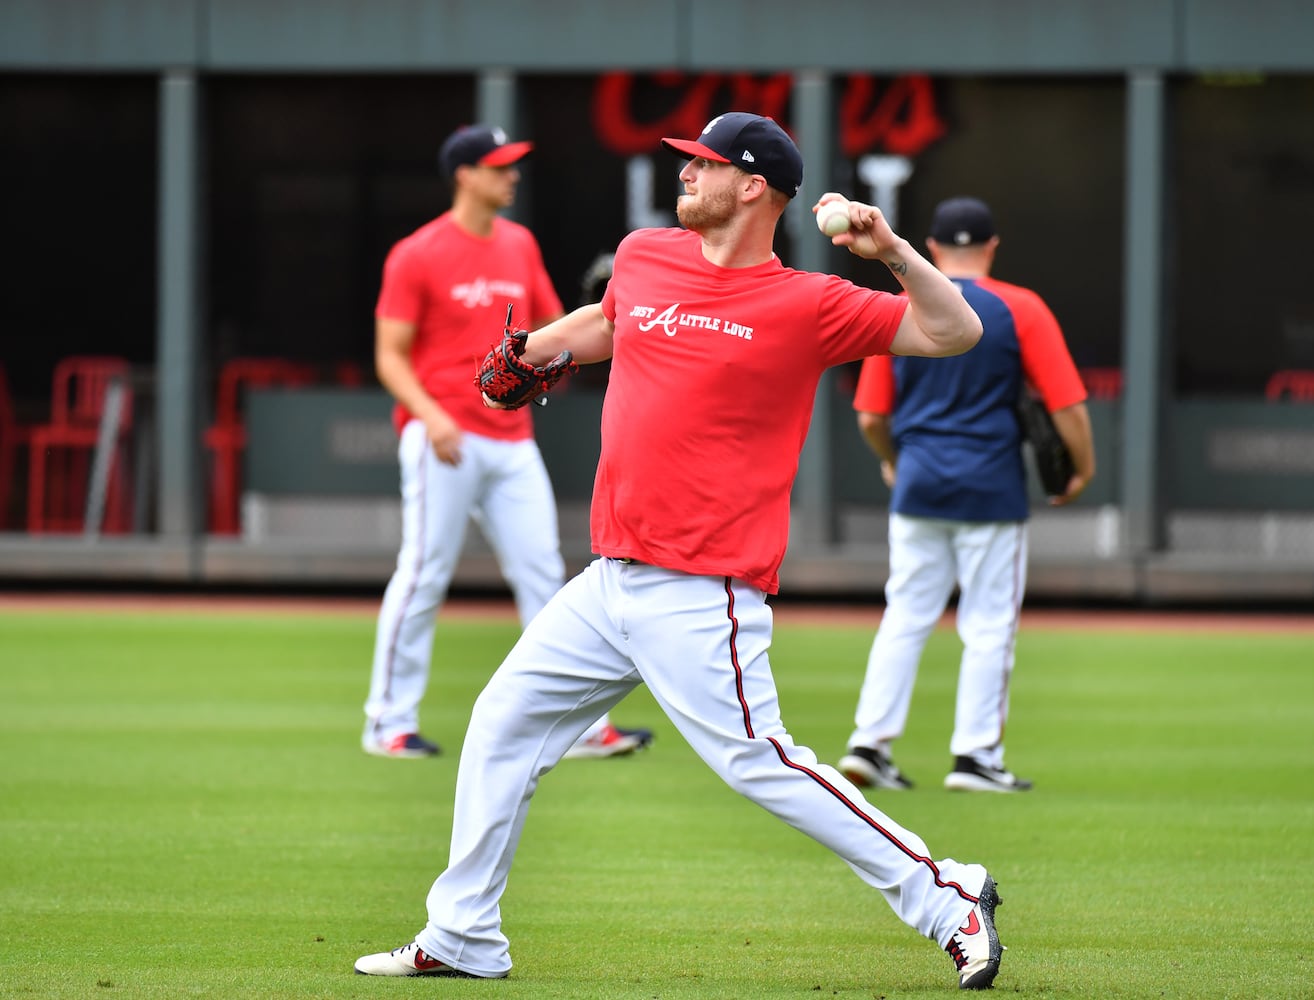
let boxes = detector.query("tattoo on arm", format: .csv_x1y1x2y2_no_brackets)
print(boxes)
885,259,908,276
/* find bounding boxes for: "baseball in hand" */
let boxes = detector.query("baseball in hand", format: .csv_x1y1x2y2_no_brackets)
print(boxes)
816,200,851,237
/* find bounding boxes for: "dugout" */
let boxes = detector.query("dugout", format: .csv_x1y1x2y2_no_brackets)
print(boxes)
1,0,1313,605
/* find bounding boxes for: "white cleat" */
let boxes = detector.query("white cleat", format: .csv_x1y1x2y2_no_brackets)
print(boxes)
354,941,490,978
944,876,1004,990
562,723,644,759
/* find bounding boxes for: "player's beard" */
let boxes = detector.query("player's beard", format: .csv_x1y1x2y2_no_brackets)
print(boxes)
677,184,738,233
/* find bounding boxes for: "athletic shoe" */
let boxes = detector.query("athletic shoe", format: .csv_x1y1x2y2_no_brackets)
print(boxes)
561,722,643,759
354,941,488,978
837,746,914,789
616,725,655,750
363,733,441,759
943,756,1032,793
944,875,1004,990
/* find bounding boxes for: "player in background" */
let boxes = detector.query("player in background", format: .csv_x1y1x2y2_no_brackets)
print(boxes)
838,196,1095,794
357,113,1008,991
362,124,651,760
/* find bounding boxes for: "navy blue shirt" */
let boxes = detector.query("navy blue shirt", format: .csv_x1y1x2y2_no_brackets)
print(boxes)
888,279,1030,522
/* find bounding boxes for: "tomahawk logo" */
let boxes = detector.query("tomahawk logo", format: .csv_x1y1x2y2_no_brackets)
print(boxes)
451,277,526,309
637,303,681,337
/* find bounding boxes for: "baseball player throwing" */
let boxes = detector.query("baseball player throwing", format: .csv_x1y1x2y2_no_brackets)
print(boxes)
356,112,1005,990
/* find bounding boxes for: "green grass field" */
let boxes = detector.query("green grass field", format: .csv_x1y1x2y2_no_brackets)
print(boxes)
1,602,1311,999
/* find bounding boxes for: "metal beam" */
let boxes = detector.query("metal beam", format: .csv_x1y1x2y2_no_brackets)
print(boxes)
477,71,529,225
1120,71,1167,554
791,71,838,545
156,70,204,553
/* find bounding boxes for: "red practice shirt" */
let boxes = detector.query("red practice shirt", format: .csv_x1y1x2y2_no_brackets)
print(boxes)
375,212,563,439
597,227,909,594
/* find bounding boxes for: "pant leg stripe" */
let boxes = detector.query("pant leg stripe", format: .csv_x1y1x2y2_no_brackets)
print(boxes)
722,576,756,740
766,735,980,904
718,574,978,905
379,440,428,710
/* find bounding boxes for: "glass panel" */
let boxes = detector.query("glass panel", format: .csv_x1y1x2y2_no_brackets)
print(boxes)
1171,74,1314,397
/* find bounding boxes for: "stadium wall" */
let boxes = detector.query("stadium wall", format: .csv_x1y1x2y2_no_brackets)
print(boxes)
2,0,1313,604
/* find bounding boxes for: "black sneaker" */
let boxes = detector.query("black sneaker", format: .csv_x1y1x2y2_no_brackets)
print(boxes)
616,726,655,750
944,875,1004,990
943,756,1032,793
363,733,442,758
837,746,914,790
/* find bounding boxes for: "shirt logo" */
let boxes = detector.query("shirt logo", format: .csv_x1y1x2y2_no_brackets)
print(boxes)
450,277,526,309
629,303,754,341
636,303,681,337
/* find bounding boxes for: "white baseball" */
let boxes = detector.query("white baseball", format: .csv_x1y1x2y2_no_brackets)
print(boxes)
816,200,851,237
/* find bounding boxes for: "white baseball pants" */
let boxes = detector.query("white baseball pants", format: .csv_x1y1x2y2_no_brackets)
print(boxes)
414,557,988,977
362,420,569,747
849,513,1027,769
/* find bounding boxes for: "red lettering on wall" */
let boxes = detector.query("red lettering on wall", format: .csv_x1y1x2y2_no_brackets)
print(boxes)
592,72,946,159
591,72,794,155
838,74,946,157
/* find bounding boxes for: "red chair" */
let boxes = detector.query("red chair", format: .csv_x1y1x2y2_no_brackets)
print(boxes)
1264,370,1314,401
0,364,35,530
332,360,369,387
27,356,134,534
1079,367,1124,401
204,358,316,534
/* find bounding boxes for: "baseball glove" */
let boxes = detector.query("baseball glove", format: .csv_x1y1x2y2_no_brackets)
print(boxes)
476,304,577,409
1016,390,1074,497
578,251,615,306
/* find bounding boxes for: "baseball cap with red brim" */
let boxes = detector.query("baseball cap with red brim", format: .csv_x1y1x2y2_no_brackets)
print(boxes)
661,112,803,198
438,125,533,178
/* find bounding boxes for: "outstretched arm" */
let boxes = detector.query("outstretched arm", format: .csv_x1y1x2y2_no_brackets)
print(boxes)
814,194,982,358
518,303,616,367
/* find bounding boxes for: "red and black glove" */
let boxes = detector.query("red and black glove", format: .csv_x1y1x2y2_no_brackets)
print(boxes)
475,304,577,409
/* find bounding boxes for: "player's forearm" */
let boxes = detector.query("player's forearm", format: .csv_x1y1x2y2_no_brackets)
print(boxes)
857,412,896,464
883,240,983,357
1051,403,1096,481
375,346,447,424
521,304,614,366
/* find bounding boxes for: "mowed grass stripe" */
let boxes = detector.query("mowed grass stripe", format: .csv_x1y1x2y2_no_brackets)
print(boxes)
0,609,1309,998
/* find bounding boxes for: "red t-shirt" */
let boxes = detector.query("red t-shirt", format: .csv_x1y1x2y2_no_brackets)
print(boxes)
597,227,908,594
375,212,563,439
